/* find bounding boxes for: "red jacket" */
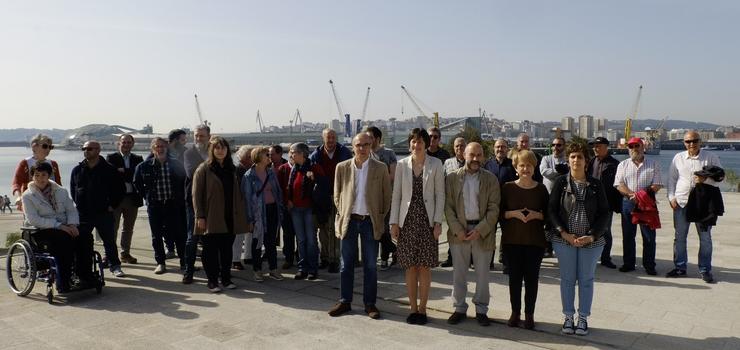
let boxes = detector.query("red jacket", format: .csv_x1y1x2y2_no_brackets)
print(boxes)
631,189,661,229
12,158,62,196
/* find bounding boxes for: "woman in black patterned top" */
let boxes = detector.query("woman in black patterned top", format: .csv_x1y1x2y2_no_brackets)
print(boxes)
547,142,610,336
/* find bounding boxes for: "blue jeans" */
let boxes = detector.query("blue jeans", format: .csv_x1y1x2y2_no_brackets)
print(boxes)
146,201,186,266
79,211,120,271
553,241,603,317
673,206,713,273
184,204,200,276
291,207,318,274
339,218,378,305
621,199,656,269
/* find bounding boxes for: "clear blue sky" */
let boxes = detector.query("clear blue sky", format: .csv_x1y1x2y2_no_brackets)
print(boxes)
1,0,738,133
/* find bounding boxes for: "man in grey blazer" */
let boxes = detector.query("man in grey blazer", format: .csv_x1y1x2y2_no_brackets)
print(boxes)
444,142,501,326
328,133,391,319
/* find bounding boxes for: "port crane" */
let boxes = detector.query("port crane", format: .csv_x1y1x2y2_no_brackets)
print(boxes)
360,87,371,122
401,85,439,128
194,94,210,127
289,108,304,135
623,85,643,144
256,110,265,133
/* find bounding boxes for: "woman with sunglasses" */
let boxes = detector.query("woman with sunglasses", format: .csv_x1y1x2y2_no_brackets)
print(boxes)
12,134,62,211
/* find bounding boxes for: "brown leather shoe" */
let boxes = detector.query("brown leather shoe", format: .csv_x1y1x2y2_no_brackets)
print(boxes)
328,302,351,317
120,253,138,264
365,305,381,319
524,313,535,330
447,312,466,325
507,312,521,327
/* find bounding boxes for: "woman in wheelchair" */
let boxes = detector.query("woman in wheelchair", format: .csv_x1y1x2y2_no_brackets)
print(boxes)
21,162,95,293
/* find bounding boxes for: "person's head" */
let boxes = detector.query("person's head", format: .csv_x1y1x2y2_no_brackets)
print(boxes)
352,133,373,161
511,149,538,180
516,133,530,150
30,134,54,160
627,137,644,161
82,141,101,162
363,126,383,149
464,142,484,173
150,137,169,160
453,137,467,159
235,145,253,167
168,129,187,147
551,137,565,156
408,128,431,155
428,127,441,149
268,145,284,165
565,142,590,176
30,162,54,188
590,137,610,159
290,143,310,165
207,136,231,165
494,138,509,160
322,128,338,153
194,124,211,146
683,130,702,156
118,134,135,154
251,147,270,168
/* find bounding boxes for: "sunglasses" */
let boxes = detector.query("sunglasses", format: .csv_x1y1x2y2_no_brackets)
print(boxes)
39,144,54,150
684,139,700,144
627,144,641,149
81,147,100,151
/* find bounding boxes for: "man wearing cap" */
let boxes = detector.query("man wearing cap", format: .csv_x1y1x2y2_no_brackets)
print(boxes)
614,137,663,275
587,137,621,269
666,131,722,283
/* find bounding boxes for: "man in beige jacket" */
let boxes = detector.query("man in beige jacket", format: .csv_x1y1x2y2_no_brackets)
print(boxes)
444,142,501,326
328,133,391,319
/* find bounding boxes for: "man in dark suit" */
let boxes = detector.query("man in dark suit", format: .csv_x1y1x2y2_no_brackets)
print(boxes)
107,134,144,264
587,137,621,269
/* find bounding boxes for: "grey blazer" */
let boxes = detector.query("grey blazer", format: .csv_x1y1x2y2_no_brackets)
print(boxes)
390,155,445,228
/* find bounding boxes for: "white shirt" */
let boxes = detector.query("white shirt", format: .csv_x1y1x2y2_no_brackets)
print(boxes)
121,152,134,193
352,158,370,215
614,157,663,192
463,170,480,221
667,150,722,207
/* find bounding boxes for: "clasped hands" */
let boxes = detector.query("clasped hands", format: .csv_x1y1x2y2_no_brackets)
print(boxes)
508,207,543,223
561,230,594,247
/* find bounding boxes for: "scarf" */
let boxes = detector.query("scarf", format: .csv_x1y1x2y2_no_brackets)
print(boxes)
39,183,57,212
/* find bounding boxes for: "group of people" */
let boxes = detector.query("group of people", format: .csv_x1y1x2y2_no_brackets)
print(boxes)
0,194,13,213
10,126,724,336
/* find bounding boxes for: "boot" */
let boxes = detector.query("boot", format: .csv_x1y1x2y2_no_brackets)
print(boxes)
507,312,520,327
524,313,535,330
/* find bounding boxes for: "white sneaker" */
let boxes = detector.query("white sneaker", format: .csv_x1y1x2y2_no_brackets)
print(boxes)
154,264,166,274
207,282,222,293
268,270,283,281
561,315,575,335
224,282,237,290
254,271,264,282
111,267,126,278
575,316,589,336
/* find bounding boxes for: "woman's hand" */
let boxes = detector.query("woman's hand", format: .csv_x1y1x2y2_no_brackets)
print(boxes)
59,224,79,238
574,235,594,246
197,218,206,231
433,224,442,240
391,224,400,240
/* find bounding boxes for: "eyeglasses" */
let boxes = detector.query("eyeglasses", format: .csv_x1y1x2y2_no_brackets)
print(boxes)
39,144,54,150
627,144,641,149
551,144,563,147
684,139,700,144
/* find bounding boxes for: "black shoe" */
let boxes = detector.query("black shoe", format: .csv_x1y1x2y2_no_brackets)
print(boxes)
700,271,715,283
619,265,636,273
182,274,193,284
645,267,657,276
417,313,428,325
601,261,617,269
447,312,466,325
318,260,329,269
294,272,307,280
307,273,318,280
476,313,490,326
666,268,687,278
406,313,419,324
328,263,339,274
328,302,352,317
440,259,453,268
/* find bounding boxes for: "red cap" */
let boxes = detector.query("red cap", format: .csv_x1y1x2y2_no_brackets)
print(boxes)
627,137,643,145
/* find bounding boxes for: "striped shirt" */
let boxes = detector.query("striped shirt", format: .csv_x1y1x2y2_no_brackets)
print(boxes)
614,157,663,192
152,159,173,202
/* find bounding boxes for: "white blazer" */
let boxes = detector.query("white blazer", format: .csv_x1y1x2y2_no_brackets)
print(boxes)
390,155,445,228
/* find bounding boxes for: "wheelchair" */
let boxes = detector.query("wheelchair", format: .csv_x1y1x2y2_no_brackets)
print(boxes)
5,226,105,304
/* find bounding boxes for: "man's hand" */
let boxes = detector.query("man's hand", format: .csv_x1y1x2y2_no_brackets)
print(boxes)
197,218,206,231
465,229,481,241
670,199,678,210
455,230,467,241
433,224,442,240
391,224,400,240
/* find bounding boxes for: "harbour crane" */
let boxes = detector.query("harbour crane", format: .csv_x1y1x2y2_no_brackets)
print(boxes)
360,87,371,122
293,108,304,134
624,85,643,142
401,85,438,128
329,80,346,120
194,94,210,127
256,110,265,133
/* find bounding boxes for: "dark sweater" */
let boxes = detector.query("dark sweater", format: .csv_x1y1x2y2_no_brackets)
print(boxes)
500,182,550,248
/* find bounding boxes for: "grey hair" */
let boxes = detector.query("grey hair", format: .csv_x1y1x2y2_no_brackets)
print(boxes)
30,133,52,147
235,145,252,161
494,137,508,146
290,142,311,158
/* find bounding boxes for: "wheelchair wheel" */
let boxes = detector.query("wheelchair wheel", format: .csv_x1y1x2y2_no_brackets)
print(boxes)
6,240,37,296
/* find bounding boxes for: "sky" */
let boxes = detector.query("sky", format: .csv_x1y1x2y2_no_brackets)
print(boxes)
1,0,738,133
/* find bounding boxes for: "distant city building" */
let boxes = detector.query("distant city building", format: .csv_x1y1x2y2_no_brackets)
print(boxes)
331,119,341,131
596,118,608,132
561,116,574,132
578,115,594,139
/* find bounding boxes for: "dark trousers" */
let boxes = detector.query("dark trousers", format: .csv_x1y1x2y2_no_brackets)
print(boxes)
80,212,120,270
184,204,200,275
34,228,94,291
379,212,395,261
621,199,656,269
146,201,186,266
601,214,614,263
504,244,545,314
201,233,235,284
252,203,279,271
281,207,297,263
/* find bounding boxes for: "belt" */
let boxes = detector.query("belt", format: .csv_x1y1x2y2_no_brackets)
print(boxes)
466,220,480,225
350,214,371,221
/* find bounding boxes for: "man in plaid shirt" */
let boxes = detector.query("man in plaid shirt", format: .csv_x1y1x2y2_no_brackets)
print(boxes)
614,137,663,276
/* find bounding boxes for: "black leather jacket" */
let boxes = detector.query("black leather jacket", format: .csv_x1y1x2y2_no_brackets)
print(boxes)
547,174,610,240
